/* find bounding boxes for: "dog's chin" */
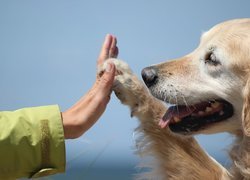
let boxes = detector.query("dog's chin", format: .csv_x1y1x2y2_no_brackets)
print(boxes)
154,95,234,135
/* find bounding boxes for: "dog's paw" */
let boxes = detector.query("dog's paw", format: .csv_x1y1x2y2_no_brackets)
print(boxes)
99,58,152,117
113,73,139,105
98,58,133,76
98,58,134,103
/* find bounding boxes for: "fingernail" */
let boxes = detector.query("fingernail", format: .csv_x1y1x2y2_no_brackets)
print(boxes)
105,34,111,43
106,62,113,72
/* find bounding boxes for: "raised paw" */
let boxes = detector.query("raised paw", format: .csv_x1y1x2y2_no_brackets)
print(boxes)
113,74,136,105
98,58,134,103
98,58,133,76
98,58,154,117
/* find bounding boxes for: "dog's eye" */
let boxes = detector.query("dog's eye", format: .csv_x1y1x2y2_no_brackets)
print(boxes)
204,52,220,66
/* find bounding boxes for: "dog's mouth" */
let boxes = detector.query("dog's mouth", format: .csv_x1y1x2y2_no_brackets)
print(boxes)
159,100,234,134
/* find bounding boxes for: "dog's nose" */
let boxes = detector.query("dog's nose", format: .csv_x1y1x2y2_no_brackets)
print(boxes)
141,67,158,87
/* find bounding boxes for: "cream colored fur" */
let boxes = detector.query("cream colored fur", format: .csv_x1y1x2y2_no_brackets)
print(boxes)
99,18,250,179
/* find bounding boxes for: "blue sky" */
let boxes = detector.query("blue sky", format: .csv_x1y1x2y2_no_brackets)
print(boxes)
0,0,250,179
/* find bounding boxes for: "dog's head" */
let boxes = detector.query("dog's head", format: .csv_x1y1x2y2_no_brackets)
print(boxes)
142,19,250,136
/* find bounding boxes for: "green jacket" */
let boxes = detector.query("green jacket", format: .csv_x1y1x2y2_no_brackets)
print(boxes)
0,105,66,179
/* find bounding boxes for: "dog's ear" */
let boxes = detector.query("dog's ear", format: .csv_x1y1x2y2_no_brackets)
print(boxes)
242,76,250,136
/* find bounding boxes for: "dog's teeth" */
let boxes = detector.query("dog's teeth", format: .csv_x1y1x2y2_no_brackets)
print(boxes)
219,111,224,115
211,102,220,108
205,107,213,112
198,111,205,115
173,117,181,123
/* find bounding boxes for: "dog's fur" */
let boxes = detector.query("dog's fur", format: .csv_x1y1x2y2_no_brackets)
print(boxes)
100,18,250,179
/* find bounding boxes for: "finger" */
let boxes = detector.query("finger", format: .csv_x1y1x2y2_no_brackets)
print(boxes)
109,36,118,58
114,46,119,58
110,46,119,59
98,62,116,96
97,34,113,66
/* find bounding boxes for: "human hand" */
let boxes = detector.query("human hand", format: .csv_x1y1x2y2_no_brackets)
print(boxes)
62,34,118,139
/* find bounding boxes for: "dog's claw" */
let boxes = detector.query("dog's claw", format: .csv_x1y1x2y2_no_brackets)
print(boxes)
130,111,134,118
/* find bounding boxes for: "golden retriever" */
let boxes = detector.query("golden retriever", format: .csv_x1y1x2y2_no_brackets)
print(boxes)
99,18,250,179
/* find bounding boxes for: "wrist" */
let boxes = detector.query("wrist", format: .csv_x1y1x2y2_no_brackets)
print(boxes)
61,109,83,139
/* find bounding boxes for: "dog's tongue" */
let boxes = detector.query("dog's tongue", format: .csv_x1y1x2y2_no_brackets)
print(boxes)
159,105,196,128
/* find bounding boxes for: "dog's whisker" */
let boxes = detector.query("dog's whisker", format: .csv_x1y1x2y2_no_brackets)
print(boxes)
173,87,180,115
181,95,193,113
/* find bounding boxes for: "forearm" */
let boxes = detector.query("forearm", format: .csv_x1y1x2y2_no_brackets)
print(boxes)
0,105,65,179
122,90,229,179
61,75,113,139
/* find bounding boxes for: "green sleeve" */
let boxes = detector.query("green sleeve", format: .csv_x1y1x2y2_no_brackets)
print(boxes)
0,105,66,179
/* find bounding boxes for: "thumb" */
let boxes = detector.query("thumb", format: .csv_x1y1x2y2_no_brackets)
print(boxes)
98,62,116,96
